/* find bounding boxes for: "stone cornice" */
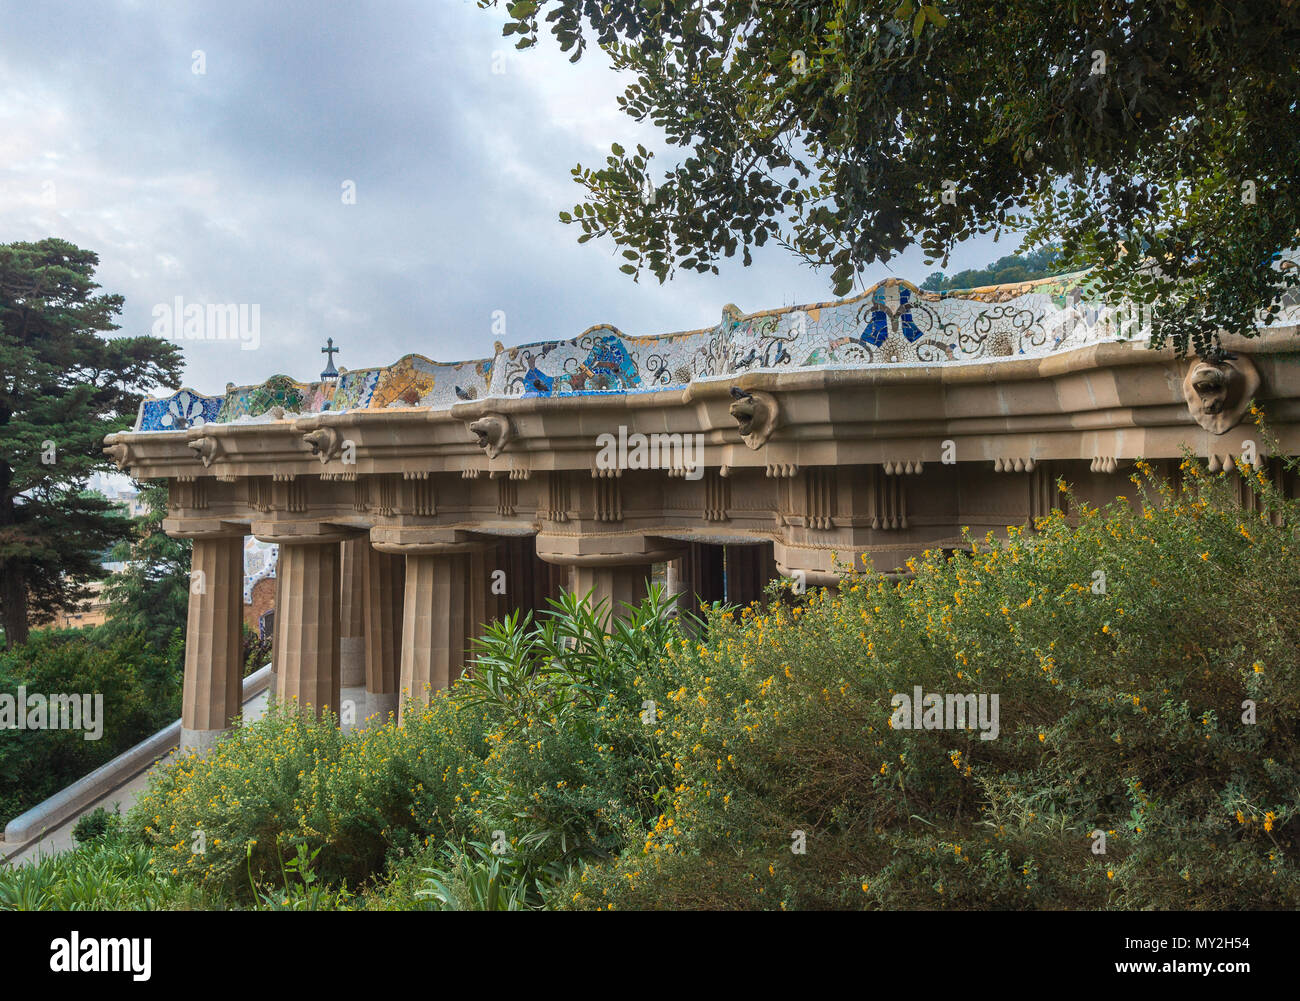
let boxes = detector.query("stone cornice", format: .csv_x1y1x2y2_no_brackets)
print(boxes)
108,333,1300,482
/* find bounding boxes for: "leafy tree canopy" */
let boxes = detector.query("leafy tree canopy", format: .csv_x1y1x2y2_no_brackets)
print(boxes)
921,245,1066,292
484,0,1300,356
101,479,192,653
0,238,183,647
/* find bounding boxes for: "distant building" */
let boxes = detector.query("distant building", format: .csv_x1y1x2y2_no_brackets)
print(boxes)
243,538,278,638
49,580,110,630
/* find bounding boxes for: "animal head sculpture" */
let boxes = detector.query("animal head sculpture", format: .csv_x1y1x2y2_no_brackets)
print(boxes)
728,389,781,450
303,427,343,464
1182,351,1259,434
468,414,512,459
187,435,222,468
103,442,131,471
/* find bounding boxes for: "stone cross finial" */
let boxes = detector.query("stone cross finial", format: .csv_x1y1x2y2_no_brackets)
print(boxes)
321,338,341,382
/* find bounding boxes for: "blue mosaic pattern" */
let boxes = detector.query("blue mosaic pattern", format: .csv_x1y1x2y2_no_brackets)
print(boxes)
135,388,224,432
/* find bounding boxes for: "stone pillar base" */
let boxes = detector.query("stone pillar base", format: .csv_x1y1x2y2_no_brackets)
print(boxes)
180,727,228,755
363,691,398,728
340,684,367,731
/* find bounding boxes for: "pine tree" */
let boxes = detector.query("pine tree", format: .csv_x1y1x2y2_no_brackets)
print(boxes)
0,238,182,647
100,479,193,652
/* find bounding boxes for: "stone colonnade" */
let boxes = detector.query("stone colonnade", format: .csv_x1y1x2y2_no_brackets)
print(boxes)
116,337,1298,754
177,531,757,752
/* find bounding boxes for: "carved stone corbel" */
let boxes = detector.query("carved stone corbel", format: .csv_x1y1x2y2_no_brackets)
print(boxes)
187,435,222,468
1182,353,1260,435
729,390,782,449
303,426,343,464
468,414,512,459
103,443,131,471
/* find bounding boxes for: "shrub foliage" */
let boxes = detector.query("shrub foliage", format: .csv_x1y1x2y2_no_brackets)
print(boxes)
5,451,1297,910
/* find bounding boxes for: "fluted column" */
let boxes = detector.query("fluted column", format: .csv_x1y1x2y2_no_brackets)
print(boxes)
467,545,497,660
181,534,245,753
536,532,681,628
363,549,404,727
570,565,650,622
272,540,341,719
399,552,468,722
339,538,368,729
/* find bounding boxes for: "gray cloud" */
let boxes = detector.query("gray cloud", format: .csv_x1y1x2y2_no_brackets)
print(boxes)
0,0,1006,394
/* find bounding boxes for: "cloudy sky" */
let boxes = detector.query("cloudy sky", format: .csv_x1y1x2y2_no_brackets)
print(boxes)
1,0,1005,394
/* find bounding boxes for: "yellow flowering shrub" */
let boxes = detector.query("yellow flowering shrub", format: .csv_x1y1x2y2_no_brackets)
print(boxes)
567,454,1300,910
129,692,485,900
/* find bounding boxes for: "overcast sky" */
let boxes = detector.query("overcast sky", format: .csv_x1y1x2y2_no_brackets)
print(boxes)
1,0,1006,394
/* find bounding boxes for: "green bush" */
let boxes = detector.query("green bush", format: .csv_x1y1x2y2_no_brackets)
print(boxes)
0,627,181,827
72,805,122,845
0,827,211,911
452,593,681,877
565,456,1300,909
128,692,487,901
39,450,1298,911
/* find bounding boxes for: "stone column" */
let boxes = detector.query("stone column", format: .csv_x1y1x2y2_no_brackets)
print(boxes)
536,532,682,627
467,546,490,650
270,540,342,719
682,542,725,619
181,534,245,754
571,564,650,620
723,544,778,606
363,548,404,727
398,551,469,721
339,538,368,730
268,566,282,697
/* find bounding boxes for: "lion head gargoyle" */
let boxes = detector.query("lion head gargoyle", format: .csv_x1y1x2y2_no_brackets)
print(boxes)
468,414,512,459
187,435,221,468
103,443,131,471
1182,351,1260,435
302,427,342,464
728,388,781,450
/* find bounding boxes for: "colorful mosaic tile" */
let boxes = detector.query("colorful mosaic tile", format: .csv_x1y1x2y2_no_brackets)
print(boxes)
135,388,224,432
130,271,1300,431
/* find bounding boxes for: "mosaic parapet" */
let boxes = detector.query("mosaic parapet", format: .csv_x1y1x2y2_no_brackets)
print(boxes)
131,268,1300,431
135,353,494,432
133,388,224,433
